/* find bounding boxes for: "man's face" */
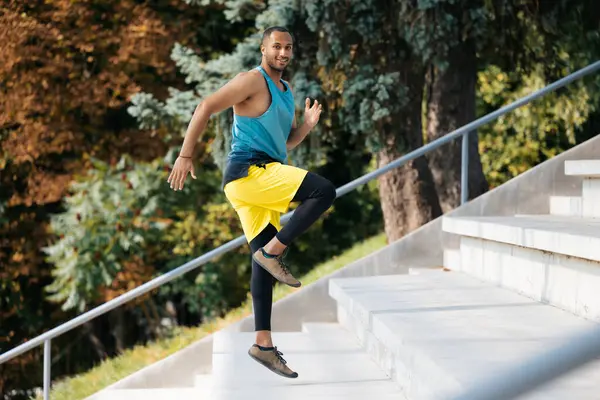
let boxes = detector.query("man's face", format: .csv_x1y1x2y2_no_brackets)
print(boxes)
261,31,293,72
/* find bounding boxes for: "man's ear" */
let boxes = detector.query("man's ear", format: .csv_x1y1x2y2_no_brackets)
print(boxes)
260,44,265,56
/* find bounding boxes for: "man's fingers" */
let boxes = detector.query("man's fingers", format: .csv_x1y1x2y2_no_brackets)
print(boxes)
179,171,188,190
167,164,196,190
170,170,180,189
176,172,183,190
167,165,176,183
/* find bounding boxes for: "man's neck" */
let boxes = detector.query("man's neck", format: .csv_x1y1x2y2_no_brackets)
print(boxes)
260,62,283,82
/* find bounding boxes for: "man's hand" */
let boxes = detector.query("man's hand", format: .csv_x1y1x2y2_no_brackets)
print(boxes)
304,98,323,128
286,98,323,150
167,157,197,191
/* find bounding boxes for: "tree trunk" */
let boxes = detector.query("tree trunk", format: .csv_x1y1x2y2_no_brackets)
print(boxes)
377,72,442,243
83,322,107,359
110,307,125,353
426,39,488,213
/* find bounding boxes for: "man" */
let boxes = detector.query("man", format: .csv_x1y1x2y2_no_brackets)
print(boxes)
167,26,336,379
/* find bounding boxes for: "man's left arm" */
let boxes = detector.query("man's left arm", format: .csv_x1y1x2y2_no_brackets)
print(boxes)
287,97,323,150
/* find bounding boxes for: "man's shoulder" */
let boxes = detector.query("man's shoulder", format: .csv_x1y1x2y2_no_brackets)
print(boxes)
235,69,263,84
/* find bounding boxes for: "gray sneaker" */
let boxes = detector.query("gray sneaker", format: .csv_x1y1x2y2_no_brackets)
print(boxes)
248,344,298,378
252,248,301,288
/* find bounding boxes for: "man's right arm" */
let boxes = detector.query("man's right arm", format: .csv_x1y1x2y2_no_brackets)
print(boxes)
178,72,259,158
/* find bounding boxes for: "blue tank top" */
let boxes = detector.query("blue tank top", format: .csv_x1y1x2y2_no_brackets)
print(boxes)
228,66,295,164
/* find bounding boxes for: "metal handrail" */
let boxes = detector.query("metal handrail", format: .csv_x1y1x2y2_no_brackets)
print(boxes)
2,60,600,400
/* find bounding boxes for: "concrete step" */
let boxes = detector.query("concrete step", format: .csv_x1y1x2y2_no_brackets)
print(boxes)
301,321,346,334
329,270,600,400
442,214,600,262
206,378,402,399
91,388,209,400
549,195,582,217
210,329,402,399
443,248,460,270
194,373,213,388
564,159,600,178
442,214,600,320
91,374,213,399
565,160,600,217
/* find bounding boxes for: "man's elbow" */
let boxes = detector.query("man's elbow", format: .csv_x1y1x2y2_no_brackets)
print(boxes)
194,101,213,118
286,140,297,151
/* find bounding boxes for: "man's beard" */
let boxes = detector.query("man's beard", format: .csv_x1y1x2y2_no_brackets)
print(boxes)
267,57,288,72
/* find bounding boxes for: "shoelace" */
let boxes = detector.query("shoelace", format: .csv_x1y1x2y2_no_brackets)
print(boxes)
276,247,292,275
276,256,291,275
272,346,287,364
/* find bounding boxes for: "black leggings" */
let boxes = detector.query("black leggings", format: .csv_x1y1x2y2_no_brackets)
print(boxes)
248,172,336,331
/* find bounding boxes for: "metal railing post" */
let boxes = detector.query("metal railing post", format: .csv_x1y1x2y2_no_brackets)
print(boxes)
461,132,470,204
44,339,51,400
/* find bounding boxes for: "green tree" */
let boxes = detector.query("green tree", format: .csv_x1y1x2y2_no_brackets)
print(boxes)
44,156,170,312
476,0,600,187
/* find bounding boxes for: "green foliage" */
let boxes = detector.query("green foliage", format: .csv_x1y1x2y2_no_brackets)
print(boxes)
477,64,598,188
127,89,198,136
476,0,600,188
342,69,408,151
43,156,168,311
156,202,249,319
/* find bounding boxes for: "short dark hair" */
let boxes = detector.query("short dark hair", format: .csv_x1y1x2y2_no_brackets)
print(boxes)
261,26,294,45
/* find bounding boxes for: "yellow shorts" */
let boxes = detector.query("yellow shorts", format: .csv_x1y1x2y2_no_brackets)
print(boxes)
224,162,308,243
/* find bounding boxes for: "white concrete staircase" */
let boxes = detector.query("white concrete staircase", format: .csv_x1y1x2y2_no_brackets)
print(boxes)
92,158,600,400
327,159,600,399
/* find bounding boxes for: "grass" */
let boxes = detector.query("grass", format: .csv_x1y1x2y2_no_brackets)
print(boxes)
44,233,387,400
